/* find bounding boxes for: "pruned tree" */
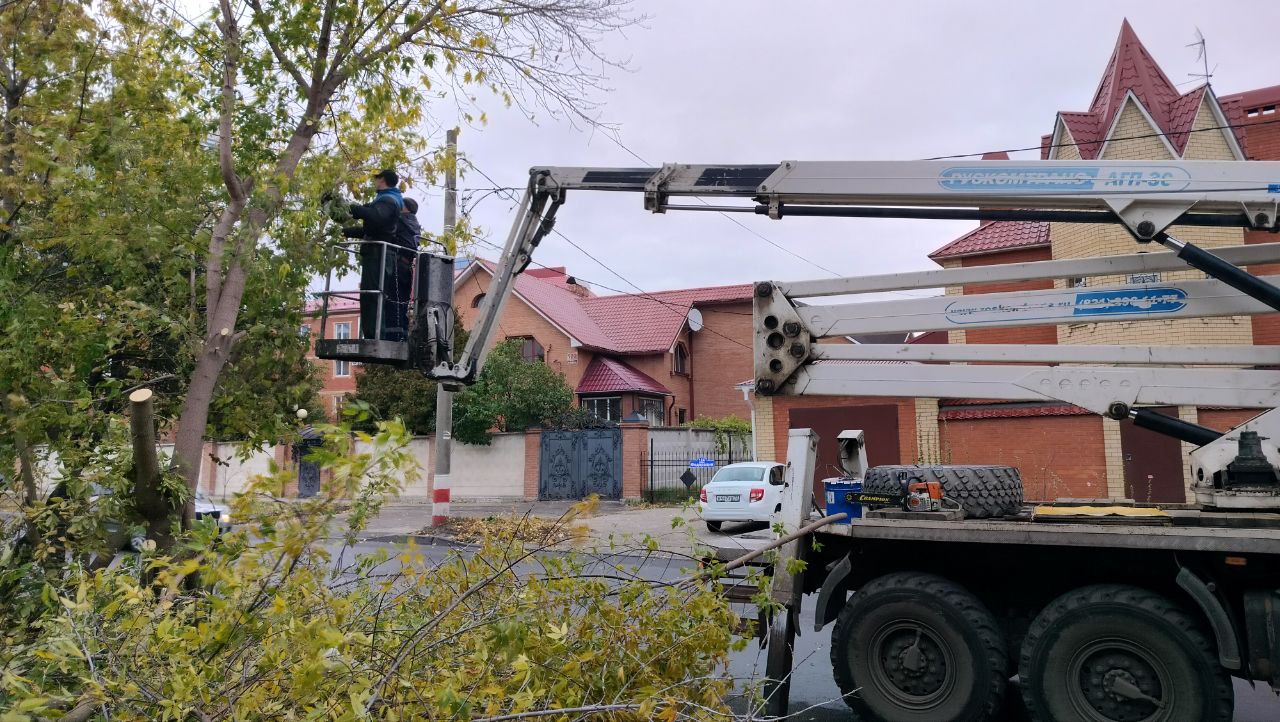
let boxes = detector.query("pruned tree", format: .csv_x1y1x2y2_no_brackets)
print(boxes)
0,0,634,553
169,0,635,540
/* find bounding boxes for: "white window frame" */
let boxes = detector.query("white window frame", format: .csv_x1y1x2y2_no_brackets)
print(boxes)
673,342,689,375
334,322,351,377
583,395,621,422
635,396,665,426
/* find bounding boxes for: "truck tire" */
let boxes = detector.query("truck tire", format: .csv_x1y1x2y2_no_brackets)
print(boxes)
1019,584,1233,722
830,572,1008,721
861,465,1023,518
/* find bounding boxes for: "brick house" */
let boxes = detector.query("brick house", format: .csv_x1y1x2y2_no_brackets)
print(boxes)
453,260,755,425
303,260,758,426
754,20,1280,504
301,296,360,419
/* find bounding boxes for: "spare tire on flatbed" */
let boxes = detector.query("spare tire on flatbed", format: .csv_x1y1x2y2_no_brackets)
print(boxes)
861,465,1024,518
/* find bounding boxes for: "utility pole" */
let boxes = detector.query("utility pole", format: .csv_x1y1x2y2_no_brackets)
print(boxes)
431,129,458,528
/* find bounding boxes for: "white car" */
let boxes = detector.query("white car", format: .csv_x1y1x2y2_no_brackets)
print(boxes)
699,461,785,532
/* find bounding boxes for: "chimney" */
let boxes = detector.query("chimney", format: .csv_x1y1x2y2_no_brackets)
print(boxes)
978,151,1010,227
564,276,592,298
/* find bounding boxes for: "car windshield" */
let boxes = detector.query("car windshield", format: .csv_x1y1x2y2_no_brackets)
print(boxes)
711,466,767,483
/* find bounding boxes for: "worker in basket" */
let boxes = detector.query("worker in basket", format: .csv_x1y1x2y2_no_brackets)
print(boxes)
322,169,416,342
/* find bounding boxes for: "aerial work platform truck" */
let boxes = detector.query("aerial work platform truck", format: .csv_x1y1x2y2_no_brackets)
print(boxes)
317,157,1280,720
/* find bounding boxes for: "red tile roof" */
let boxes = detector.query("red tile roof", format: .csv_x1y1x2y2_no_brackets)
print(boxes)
580,284,753,353
1219,84,1280,112
1051,21,1238,159
576,356,672,395
935,21,1250,262
304,294,360,314
466,260,753,354
928,220,1049,260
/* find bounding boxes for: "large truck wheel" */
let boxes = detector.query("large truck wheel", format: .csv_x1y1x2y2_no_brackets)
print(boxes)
862,465,1023,518
830,572,1008,721
1019,584,1233,722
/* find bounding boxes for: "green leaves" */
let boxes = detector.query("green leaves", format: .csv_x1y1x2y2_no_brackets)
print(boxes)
3,418,739,718
452,340,575,445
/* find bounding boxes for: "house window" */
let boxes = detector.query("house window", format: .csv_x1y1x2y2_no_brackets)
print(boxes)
677,408,687,425
673,342,689,375
1068,277,1086,288
334,322,351,376
583,396,621,422
299,323,311,337
471,293,486,308
636,396,665,426
510,336,545,363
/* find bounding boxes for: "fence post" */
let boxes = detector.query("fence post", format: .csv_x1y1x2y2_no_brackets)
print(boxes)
647,437,654,504
728,437,734,466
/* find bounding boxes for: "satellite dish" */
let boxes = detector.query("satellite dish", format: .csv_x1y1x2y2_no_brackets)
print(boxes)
687,308,704,332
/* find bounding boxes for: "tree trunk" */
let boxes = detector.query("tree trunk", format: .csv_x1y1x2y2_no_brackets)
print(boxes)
129,388,174,551
14,430,37,507
171,337,230,532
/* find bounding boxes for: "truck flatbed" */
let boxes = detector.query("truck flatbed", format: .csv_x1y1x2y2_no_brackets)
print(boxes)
817,514,1280,555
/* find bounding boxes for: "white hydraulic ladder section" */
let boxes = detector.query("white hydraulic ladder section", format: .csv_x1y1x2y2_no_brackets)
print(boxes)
440,158,1280,389
754,242,1280,416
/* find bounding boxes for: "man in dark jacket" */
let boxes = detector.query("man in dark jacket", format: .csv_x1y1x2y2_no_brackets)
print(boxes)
396,196,422,249
339,169,405,341
383,196,422,342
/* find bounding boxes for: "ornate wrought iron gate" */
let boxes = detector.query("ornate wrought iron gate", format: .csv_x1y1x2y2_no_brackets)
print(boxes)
538,427,622,500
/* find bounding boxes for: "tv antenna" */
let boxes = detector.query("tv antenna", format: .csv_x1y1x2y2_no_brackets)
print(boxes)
1186,27,1216,86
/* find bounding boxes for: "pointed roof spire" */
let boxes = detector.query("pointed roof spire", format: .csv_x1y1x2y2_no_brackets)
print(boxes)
1089,19,1180,130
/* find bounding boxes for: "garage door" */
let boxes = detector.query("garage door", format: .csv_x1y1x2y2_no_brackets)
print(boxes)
788,405,901,508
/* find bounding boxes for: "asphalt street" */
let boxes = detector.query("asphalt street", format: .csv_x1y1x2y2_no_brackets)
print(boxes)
335,536,1280,721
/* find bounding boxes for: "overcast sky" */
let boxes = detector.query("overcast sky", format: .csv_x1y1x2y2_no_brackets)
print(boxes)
400,0,1280,296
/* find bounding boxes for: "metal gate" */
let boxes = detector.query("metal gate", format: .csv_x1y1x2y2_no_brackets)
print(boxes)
538,428,622,500
294,430,323,498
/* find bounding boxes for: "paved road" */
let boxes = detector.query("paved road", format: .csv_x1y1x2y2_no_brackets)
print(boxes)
337,535,1280,721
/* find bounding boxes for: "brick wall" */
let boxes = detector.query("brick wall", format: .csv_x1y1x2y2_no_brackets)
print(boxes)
1245,230,1280,344
689,302,754,420
623,336,691,422
523,428,541,500
960,247,1057,346
1199,408,1262,433
620,421,648,499
1239,111,1280,160
1182,99,1238,160
1050,97,1249,349
302,309,360,419
940,413,1108,501
454,269,583,387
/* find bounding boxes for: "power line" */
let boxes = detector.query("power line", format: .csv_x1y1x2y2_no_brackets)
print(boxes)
923,115,1280,161
468,234,754,350
598,131,845,278
457,162,757,349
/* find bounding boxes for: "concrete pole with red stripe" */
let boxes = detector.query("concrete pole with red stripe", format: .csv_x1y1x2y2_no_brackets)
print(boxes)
431,129,458,527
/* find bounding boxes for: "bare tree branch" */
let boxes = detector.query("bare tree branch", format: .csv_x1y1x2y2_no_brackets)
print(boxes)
471,703,643,722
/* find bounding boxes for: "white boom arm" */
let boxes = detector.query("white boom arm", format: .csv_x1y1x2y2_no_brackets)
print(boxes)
439,159,1280,388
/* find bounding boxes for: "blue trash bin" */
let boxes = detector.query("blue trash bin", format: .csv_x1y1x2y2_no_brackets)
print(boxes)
823,477,863,521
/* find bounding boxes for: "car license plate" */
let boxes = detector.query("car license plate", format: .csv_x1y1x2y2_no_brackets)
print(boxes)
716,494,740,503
